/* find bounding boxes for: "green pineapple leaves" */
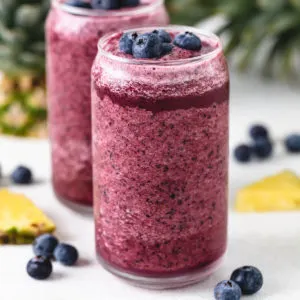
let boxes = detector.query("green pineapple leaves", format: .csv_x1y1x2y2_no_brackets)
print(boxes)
0,0,49,75
166,0,300,78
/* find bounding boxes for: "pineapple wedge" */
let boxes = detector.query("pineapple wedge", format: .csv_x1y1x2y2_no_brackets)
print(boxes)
0,189,55,244
236,171,300,212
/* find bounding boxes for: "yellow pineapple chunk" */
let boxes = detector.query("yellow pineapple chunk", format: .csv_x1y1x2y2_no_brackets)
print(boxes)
235,171,300,212
0,189,55,244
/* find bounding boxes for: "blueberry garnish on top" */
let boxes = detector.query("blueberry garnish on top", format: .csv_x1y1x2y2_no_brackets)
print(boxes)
119,32,138,54
132,33,162,59
91,0,121,9
65,0,92,8
119,29,202,59
119,29,174,59
161,43,174,55
122,0,140,7
152,29,172,43
174,31,202,51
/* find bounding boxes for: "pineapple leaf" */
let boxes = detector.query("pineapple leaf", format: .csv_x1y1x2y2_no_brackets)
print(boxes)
268,12,300,33
257,0,286,10
289,0,300,10
15,5,42,29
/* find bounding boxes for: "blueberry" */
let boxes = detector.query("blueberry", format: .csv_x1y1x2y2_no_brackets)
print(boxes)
285,134,300,153
214,280,242,300
33,234,59,258
252,138,273,159
26,256,52,280
91,0,120,9
250,124,269,140
122,0,140,7
152,29,172,43
119,32,138,54
132,33,162,59
65,0,92,8
54,243,79,266
234,144,252,163
230,266,263,295
161,43,174,56
11,165,32,184
174,31,202,51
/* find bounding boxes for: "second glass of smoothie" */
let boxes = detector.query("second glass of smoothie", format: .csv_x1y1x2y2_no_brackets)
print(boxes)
92,26,229,289
46,0,169,207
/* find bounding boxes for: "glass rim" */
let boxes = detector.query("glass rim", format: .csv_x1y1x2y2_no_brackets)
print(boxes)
97,25,223,66
52,0,164,17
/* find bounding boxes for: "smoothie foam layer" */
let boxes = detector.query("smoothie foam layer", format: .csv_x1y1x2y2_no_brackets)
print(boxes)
93,29,228,106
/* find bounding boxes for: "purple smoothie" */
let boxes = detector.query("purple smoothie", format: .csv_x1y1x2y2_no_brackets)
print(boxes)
92,27,229,287
46,0,169,206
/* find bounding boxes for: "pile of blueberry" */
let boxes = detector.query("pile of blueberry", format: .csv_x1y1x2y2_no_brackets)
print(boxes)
119,29,202,59
234,124,300,163
65,0,140,10
214,266,263,300
27,234,79,280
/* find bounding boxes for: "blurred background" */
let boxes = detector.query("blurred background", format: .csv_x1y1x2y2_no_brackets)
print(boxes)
0,0,299,138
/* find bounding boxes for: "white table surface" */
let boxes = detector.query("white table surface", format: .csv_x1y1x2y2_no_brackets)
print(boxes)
0,72,300,300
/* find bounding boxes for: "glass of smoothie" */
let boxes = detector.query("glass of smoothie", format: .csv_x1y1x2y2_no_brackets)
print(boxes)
46,0,169,207
91,26,229,289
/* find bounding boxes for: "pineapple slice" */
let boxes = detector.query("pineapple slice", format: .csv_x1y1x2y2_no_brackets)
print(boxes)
235,171,300,212
0,189,55,244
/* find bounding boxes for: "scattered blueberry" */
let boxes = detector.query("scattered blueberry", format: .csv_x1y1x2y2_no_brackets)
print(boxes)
26,256,53,280
54,243,79,266
214,280,242,300
161,43,174,55
234,144,252,163
11,165,32,184
119,32,138,54
174,31,202,51
65,0,92,8
33,234,59,259
153,29,172,43
132,33,162,59
252,138,273,159
91,0,120,9
285,134,300,153
230,266,263,295
250,124,269,140
122,0,140,7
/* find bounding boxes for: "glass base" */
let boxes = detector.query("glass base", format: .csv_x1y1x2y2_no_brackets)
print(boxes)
55,193,93,216
97,254,224,290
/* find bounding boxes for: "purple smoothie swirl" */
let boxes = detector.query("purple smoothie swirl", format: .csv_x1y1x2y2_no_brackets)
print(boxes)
46,0,169,206
92,26,229,288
